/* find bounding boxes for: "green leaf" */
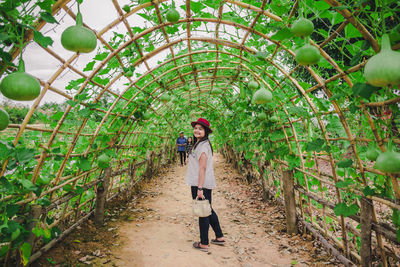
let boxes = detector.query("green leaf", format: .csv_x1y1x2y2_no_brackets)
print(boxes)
94,52,109,61
38,0,54,12
314,1,331,10
20,179,35,190
203,0,222,9
271,27,293,41
66,100,77,107
287,154,300,170
0,177,13,193
6,204,20,218
362,186,375,196
40,12,58,24
350,51,362,66
337,159,353,168
32,225,44,238
190,1,206,13
83,61,95,71
7,220,19,233
330,93,346,101
16,148,35,164
37,197,51,207
392,209,400,227
74,186,85,195
361,40,371,50
77,158,91,171
33,30,53,48
334,202,359,217
0,245,9,258
51,111,63,121
335,178,355,188
11,228,20,240
305,138,327,152
333,5,351,10
352,83,380,100
0,49,12,63
254,51,268,61
348,103,359,113
0,33,10,41
19,243,31,266
43,228,52,239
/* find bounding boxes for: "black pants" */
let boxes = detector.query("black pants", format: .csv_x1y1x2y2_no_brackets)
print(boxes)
191,186,224,245
179,151,186,165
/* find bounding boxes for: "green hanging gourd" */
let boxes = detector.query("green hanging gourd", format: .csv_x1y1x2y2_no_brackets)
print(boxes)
258,112,267,121
365,144,380,161
248,80,259,90
160,93,171,103
270,115,279,123
291,18,314,37
211,88,223,95
364,34,400,87
143,111,151,120
295,43,321,66
166,8,180,23
0,109,9,131
61,4,97,53
0,58,41,101
374,142,400,173
252,87,272,104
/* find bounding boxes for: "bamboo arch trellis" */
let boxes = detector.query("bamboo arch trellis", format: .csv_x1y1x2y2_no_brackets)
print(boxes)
0,0,400,266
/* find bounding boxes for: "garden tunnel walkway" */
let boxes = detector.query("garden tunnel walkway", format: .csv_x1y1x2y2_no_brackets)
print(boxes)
33,153,337,267
0,0,400,266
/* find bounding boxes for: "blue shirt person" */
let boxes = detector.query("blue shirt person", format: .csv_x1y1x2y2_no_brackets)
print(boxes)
176,132,187,152
176,131,188,166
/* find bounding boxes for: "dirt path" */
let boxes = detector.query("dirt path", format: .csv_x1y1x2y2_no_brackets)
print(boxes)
93,154,328,267
35,153,337,267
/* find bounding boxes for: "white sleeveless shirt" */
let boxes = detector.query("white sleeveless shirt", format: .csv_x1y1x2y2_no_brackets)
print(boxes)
185,140,216,189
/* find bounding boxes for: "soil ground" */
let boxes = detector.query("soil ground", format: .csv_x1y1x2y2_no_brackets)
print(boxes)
34,153,339,267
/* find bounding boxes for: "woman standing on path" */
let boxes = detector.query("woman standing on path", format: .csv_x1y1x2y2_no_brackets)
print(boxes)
186,118,225,252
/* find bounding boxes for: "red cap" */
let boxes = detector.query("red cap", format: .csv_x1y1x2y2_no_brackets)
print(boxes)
191,118,212,133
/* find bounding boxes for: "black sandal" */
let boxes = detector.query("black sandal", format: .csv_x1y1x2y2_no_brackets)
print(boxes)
193,242,209,252
211,239,225,246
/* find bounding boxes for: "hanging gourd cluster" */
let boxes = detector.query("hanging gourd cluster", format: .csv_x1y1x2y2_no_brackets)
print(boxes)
0,2,97,132
291,17,320,66
366,142,400,174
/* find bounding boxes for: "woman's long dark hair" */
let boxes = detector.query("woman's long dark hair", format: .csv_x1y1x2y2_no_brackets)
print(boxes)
193,126,214,155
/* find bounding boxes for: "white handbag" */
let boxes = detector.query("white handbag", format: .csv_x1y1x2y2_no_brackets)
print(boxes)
192,197,212,217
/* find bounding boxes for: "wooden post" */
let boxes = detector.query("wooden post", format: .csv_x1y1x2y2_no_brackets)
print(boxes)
127,159,136,199
282,169,297,234
256,154,270,200
26,204,42,248
94,167,111,226
16,204,42,267
224,143,230,162
144,151,155,179
171,145,176,162
360,197,373,267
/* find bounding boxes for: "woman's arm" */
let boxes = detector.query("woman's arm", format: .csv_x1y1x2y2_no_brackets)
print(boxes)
197,152,207,198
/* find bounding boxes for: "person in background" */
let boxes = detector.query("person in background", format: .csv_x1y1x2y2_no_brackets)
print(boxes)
185,136,194,159
176,131,187,166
